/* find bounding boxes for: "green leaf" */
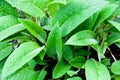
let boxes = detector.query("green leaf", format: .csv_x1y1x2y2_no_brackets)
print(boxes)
69,56,86,68
46,22,62,61
108,21,120,32
83,12,99,30
96,4,118,25
47,0,66,16
76,49,90,57
116,42,120,48
66,30,98,46
67,69,79,77
53,59,71,79
28,59,37,69
111,61,120,75
85,59,110,80
0,60,5,79
63,45,73,61
7,67,39,80
0,0,18,17
19,19,46,43
37,69,47,80
52,0,108,37
0,45,12,61
0,42,12,64
5,0,45,17
30,0,47,12
1,42,45,79
101,58,110,66
0,15,19,31
67,77,82,80
91,44,105,59
113,75,120,80
107,33,120,45
0,24,25,42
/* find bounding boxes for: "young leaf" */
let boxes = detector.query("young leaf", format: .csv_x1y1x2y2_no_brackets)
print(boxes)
19,19,46,43
0,0,18,17
53,59,71,79
1,42,45,79
0,24,25,42
0,15,19,31
67,77,82,80
7,67,39,80
46,22,62,61
107,33,120,45
111,61,120,75
108,21,120,32
85,59,111,80
69,56,86,68
66,30,98,46
5,0,45,17
52,0,108,37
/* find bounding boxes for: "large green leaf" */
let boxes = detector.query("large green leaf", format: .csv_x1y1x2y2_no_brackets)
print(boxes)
0,15,19,31
0,0,18,17
1,42,45,79
111,61,120,75
0,41,12,61
0,24,25,42
5,0,45,17
7,67,39,80
53,59,71,79
19,19,46,43
66,30,98,46
85,59,110,80
46,23,62,61
52,0,108,37
69,56,86,68
108,21,120,32
107,33,120,45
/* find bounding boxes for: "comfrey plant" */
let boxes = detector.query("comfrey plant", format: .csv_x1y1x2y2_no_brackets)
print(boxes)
0,0,120,80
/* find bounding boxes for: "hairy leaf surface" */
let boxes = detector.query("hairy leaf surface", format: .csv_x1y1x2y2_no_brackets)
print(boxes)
1,42,44,79
52,0,108,36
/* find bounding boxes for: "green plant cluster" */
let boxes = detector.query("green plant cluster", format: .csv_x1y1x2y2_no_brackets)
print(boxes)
0,0,120,80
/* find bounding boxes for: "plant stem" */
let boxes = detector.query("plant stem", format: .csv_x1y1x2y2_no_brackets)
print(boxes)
107,47,117,61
